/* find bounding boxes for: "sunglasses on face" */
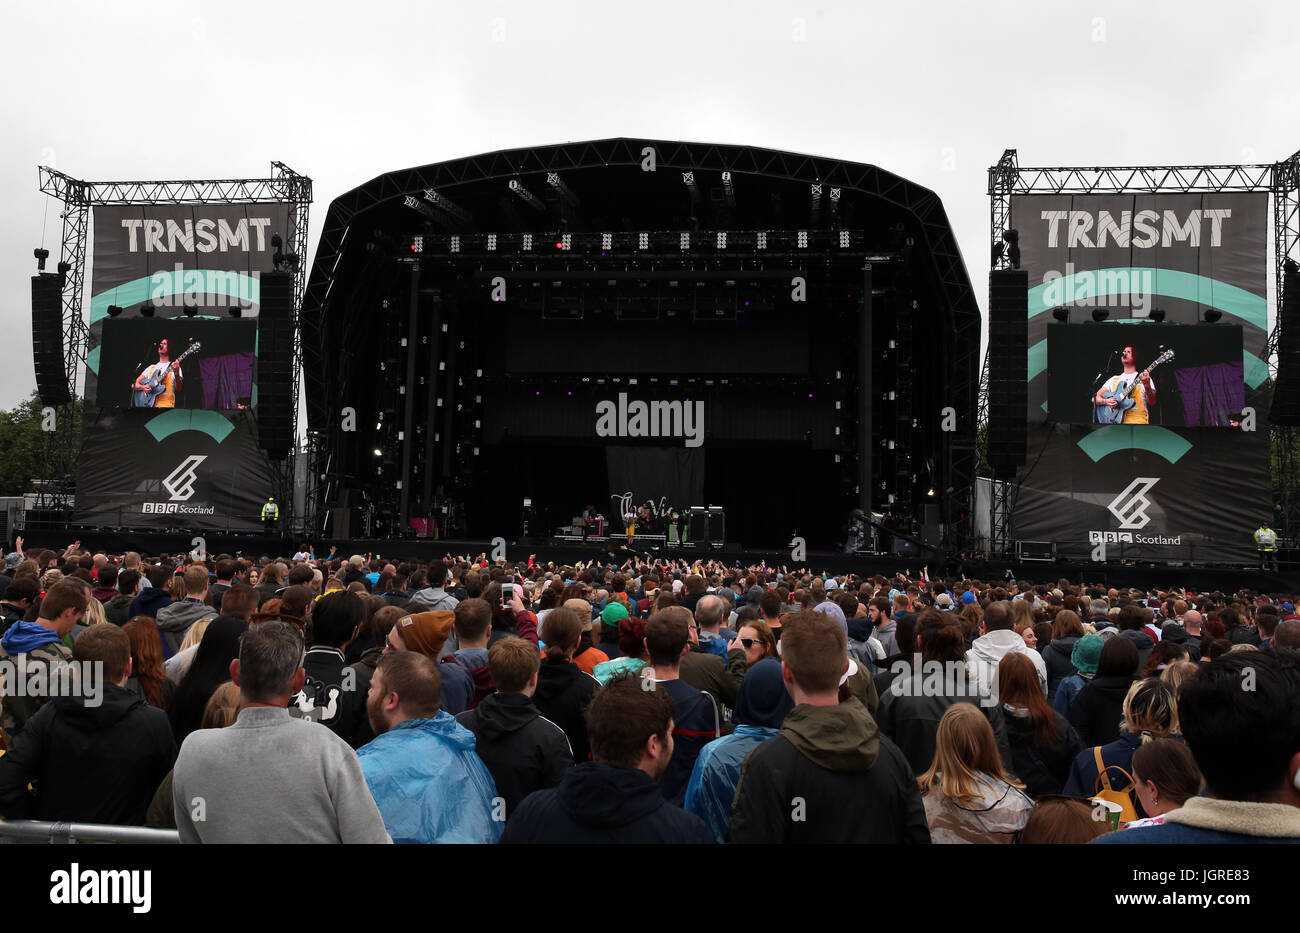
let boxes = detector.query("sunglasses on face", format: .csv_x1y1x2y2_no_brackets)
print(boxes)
738,637,758,649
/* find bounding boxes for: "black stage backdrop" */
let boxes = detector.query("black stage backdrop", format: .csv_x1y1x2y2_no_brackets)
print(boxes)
605,447,705,517
1009,192,1271,562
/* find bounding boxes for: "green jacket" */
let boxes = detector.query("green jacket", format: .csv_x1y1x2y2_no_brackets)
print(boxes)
0,637,75,740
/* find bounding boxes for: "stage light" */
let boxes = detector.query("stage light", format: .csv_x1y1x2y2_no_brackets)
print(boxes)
34,248,49,271
838,230,850,248
927,488,936,498
183,306,197,318
601,233,612,250
522,233,533,250
141,305,155,318
1149,308,1166,322
638,232,649,250
756,231,767,250
797,231,808,248
1091,309,1110,322
487,233,498,251
228,307,242,318
449,235,460,252
716,232,727,248
1204,308,1223,323
679,233,690,249
1051,308,1069,323
106,305,123,317
271,233,283,250
561,233,571,250
509,179,546,211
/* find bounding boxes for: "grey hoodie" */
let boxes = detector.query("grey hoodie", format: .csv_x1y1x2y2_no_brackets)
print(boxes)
155,599,218,654
965,630,1047,702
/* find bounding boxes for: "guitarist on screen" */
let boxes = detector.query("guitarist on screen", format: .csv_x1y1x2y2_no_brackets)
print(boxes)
1093,345,1157,424
132,337,184,408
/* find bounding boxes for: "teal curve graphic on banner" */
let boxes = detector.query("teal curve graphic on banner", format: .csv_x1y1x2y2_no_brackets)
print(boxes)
145,409,235,444
90,271,260,324
1026,338,1268,388
1076,425,1192,464
86,345,100,375
1027,268,1267,329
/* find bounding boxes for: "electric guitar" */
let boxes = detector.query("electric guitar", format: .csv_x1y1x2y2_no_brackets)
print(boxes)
132,342,201,407
1094,349,1174,424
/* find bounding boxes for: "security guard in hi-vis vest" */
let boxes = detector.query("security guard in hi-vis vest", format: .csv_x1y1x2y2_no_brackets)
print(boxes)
262,496,280,534
1254,522,1278,572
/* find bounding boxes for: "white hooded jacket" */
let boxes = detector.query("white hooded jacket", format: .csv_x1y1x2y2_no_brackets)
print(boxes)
965,629,1047,703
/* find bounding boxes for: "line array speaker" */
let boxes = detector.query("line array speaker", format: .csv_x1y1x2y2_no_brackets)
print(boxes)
987,269,1028,477
1270,268,1300,426
32,273,71,407
257,271,295,459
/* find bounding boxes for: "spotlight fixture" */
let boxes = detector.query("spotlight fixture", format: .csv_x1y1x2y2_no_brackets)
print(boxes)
1204,308,1223,323
183,305,197,318
106,305,123,317
1051,307,1069,323
34,248,49,271
1091,308,1110,323
1149,308,1166,322
140,304,155,318
373,448,383,457
271,233,283,251
228,306,242,318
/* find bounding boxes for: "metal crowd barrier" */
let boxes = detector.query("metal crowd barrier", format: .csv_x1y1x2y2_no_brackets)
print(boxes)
0,819,179,844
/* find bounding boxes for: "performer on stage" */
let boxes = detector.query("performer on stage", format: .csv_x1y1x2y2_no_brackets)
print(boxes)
132,338,184,408
1255,521,1279,572
1093,345,1157,425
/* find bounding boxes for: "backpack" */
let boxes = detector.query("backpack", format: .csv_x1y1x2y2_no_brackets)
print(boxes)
442,655,494,710
1091,745,1139,823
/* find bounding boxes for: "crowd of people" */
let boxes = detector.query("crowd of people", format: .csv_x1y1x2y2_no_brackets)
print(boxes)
1,538,1298,844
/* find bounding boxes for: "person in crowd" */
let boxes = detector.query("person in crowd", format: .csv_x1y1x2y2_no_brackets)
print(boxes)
128,566,174,621
1041,609,1084,702
593,615,650,685
595,600,626,658
358,650,500,843
386,610,474,715
1018,796,1109,844
642,609,722,805
455,636,573,819
534,607,601,763
446,597,497,708
0,580,87,738
878,622,1011,776
1064,677,1180,820
966,600,1047,702
693,594,732,658
500,673,713,844
0,577,38,634
684,657,794,842
1096,650,1300,844
288,591,373,749
0,624,176,824
1141,640,1188,678
566,598,609,675
173,621,390,843
1053,633,1102,719
1067,636,1138,747
729,610,930,843
734,617,779,667
1122,737,1204,829
156,565,218,655
169,616,249,746
917,703,1034,843
123,616,175,711
1160,659,1200,693
1114,605,1156,673
996,652,1083,798
677,604,748,711
146,681,240,829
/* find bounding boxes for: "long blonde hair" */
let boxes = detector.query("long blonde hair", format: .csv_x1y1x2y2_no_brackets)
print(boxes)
918,704,1024,804
83,598,107,627
179,618,213,652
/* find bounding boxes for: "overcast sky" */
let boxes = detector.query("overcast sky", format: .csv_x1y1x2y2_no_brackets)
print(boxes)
2,0,1296,412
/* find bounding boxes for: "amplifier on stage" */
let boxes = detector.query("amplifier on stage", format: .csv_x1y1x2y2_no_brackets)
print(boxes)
1015,540,1056,562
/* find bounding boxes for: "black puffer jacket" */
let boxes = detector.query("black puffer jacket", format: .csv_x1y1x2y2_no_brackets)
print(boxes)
0,684,176,824
533,658,599,763
456,692,573,818
1116,629,1155,675
500,762,714,844
1002,709,1085,798
1067,674,1134,747
1041,635,1079,702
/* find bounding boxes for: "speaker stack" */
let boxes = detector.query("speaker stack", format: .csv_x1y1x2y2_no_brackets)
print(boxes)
987,269,1029,478
257,271,295,459
32,273,70,407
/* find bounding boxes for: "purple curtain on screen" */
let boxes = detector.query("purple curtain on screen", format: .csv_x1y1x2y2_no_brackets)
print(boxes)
199,352,256,409
1176,361,1244,427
